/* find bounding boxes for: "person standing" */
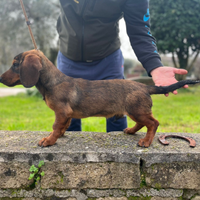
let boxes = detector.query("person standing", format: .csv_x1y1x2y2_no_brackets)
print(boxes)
56,0,188,132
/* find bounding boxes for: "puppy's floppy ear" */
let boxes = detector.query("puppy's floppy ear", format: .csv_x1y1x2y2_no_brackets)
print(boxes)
20,54,42,88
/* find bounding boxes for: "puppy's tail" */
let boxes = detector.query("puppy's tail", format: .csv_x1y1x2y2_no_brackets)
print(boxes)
147,80,200,95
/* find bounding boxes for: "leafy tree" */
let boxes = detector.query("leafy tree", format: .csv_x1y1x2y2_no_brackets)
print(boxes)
150,0,200,80
0,0,60,72
124,58,136,78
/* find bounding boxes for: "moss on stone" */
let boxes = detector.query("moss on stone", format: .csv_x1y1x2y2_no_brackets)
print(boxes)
58,171,64,183
0,198,23,200
154,183,162,189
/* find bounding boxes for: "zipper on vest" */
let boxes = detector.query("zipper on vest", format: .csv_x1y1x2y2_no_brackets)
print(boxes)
81,1,87,61
81,20,85,61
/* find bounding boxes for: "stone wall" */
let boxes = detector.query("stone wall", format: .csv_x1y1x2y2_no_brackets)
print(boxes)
0,130,200,200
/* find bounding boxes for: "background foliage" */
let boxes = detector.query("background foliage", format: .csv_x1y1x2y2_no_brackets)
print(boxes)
0,0,60,74
150,0,200,79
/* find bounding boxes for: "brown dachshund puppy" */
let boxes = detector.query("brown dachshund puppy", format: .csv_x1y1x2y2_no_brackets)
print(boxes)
0,50,199,147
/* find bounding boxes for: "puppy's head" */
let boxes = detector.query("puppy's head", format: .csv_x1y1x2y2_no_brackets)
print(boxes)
0,50,42,88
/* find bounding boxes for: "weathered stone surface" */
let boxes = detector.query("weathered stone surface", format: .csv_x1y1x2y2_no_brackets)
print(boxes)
126,189,183,198
145,162,200,189
41,162,140,189
0,131,200,199
0,189,86,199
20,198,74,200
140,188,183,198
0,162,32,189
0,189,36,198
0,199,41,200
151,198,178,200
193,196,200,200
55,190,71,198
0,131,142,165
126,190,140,197
0,131,200,166
97,198,127,200
87,189,126,198
183,190,199,199
70,190,87,200
22,199,41,200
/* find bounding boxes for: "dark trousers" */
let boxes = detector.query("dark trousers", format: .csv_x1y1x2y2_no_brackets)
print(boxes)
67,116,127,132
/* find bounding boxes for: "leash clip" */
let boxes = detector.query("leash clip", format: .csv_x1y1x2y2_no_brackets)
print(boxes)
26,20,31,26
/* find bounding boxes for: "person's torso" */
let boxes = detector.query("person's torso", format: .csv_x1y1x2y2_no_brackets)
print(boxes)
57,0,127,62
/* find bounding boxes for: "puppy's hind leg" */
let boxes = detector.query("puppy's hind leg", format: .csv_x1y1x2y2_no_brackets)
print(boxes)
124,113,159,147
136,114,159,147
124,115,144,134
124,93,159,147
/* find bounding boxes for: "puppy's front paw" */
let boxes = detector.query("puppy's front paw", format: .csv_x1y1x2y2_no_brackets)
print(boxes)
38,137,56,147
124,128,135,135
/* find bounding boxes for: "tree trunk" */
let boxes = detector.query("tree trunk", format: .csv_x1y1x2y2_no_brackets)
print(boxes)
175,46,189,81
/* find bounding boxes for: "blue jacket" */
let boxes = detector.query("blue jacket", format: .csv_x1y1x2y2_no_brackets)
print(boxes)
57,0,163,75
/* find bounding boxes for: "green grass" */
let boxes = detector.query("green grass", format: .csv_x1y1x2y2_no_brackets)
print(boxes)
0,86,200,133
0,94,54,131
0,83,24,88
149,87,200,133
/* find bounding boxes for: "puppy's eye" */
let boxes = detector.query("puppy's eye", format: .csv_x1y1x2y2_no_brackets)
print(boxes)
13,63,19,67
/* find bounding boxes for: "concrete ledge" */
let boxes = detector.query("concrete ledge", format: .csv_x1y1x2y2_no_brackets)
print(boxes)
0,130,200,199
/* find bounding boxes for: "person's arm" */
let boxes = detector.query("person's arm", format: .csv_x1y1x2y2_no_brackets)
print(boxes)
123,0,188,95
123,0,162,75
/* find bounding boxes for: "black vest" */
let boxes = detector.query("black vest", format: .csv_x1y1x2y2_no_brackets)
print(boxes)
57,0,127,62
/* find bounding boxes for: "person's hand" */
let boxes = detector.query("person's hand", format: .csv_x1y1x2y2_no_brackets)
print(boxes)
150,66,188,97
